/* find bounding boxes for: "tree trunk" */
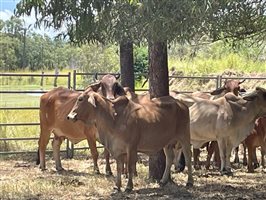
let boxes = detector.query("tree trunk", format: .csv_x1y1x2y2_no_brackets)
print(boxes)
120,41,135,91
148,40,169,181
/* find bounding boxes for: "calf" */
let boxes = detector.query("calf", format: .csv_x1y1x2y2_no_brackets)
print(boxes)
68,90,193,192
37,74,125,174
244,116,266,172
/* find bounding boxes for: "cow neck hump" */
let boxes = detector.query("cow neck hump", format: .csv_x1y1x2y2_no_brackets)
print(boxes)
94,94,118,133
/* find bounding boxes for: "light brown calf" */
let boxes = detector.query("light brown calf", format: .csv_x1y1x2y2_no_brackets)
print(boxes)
37,74,125,175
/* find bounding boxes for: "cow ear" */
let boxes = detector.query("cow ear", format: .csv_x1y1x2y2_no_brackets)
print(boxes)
243,92,258,101
210,87,225,95
88,95,96,107
86,82,101,92
116,84,126,96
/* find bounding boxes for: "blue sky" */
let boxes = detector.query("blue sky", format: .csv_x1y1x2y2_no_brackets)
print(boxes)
0,0,19,12
0,0,61,37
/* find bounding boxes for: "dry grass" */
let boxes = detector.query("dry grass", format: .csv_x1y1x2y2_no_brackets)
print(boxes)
1,152,266,200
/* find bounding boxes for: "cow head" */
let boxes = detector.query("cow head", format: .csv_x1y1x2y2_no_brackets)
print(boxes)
211,79,245,96
243,87,266,114
91,73,125,100
67,90,98,124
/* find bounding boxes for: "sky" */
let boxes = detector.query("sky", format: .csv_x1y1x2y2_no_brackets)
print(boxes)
0,0,60,37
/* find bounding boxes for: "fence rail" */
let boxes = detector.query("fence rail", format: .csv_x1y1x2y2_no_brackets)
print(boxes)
1,71,266,157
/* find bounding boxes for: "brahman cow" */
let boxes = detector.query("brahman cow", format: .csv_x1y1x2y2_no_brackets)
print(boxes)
37,74,125,174
244,116,266,172
174,79,245,170
67,90,193,192
190,87,266,175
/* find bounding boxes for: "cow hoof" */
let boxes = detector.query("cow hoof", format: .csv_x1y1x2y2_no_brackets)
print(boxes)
56,167,65,172
94,169,100,175
247,169,254,173
175,166,185,173
186,182,193,187
194,165,201,170
111,187,121,195
125,187,133,193
234,158,239,163
220,170,233,176
159,181,167,187
105,170,113,177
253,163,259,169
40,167,47,171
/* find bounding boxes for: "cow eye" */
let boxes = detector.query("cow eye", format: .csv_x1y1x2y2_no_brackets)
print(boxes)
78,97,83,101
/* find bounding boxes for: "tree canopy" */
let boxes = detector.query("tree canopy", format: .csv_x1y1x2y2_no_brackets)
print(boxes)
16,1,266,45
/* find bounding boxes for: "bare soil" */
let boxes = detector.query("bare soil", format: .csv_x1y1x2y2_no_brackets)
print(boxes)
1,151,266,200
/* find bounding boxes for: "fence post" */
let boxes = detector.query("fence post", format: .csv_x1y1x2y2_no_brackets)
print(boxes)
73,70,76,90
53,68,59,87
216,75,221,88
40,71,44,88
70,70,76,158
66,71,74,159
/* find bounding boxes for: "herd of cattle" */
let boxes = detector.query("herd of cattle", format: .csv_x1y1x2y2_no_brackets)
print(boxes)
36,74,266,192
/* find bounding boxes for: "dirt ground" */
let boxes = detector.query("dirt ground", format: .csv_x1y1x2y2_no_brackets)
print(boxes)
1,150,266,200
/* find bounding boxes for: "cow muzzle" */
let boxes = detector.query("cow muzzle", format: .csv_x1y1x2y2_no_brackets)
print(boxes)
67,112,78,122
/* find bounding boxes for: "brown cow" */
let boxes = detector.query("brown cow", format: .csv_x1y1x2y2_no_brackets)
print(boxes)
37,74,125,175
244,116,266,172
67,90,193,192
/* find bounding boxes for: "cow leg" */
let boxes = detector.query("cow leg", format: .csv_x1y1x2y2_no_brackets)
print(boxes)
114,156,124,192
247,145,255,173
160,146,175,186
252,148,259,169
125,150,137,192
213,142,221,169
206,142,215,170
104,148,113,176
233,146,240,163
224,142,233,175
243,143,247,166
181,139,193,187
217,139,226,174
86,138,100,174
122,155,128,178
174,151,185,172
38,128,51,171
193,148,201,170
52,136,64,171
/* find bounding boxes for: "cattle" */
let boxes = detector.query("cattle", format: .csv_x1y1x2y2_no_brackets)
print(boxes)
37,74,125,175
189,87,266,175
67,90,193,192
244,116,266,172
174,79,245,170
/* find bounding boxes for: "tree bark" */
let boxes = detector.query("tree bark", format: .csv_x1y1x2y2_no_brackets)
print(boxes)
148,40,169,181
120,40,135,91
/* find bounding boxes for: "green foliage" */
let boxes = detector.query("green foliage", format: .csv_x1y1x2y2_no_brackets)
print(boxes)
0,34,21,70
133,45,148,80
0,16,120,72
168,40,266,75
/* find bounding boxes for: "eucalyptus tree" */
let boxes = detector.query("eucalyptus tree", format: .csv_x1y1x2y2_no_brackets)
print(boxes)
16,0,139,90
16,0,266,181
131,0,266,180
